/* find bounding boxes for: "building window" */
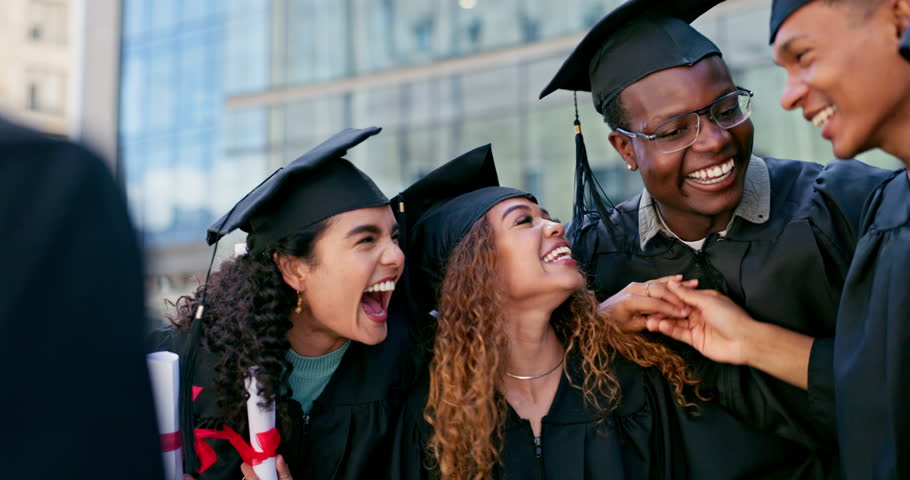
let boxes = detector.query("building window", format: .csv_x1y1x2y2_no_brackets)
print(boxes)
27,1,68,45
25,69,66,114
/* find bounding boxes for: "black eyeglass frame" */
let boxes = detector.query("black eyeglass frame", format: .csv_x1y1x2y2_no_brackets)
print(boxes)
615,87,754,153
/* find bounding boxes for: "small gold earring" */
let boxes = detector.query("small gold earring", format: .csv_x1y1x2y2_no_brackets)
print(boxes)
294,290,303,314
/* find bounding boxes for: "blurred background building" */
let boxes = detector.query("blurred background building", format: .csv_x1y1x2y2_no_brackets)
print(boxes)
0,0,72,135
2,0,899,319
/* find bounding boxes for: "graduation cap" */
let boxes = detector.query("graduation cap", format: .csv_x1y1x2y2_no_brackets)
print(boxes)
180,127,386,472
537,0,724,244
206,127,388,256
392,144,534,317
769,0,811,44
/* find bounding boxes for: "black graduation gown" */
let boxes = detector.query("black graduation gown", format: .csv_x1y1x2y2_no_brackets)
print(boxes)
150,308,409,480
0,118,164,479
571,157,891,478
832,169,910,478
390,357,688,480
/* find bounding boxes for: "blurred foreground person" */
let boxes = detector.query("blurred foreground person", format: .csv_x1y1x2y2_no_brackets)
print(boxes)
771,0,910,476
0,117,164,478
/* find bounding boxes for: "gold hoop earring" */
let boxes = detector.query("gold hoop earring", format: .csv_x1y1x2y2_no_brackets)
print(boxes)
295,290,303,314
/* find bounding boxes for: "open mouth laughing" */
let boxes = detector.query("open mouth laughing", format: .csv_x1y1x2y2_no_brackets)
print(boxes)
541,244,576,265
360,278,396,323
810,105,838,128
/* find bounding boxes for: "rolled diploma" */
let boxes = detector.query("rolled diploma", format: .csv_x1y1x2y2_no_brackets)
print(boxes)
246,368,278,480
147,351,183,480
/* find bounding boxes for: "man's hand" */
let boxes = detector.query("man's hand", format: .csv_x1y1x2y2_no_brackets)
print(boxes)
647,281,813,390
647,283,754,365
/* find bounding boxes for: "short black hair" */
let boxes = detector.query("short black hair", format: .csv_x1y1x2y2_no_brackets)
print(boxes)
823,0,888,22
602,93,629,131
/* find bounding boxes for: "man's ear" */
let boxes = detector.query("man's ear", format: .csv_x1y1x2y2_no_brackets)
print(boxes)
273,252,308,291
609,131,639,171
892,0,910,38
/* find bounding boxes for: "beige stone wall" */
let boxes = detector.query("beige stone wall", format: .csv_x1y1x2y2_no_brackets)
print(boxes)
0,0,72,135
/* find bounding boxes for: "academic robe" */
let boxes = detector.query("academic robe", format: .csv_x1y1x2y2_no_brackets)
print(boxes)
391,356,690,480
0,118,164,479
149,307,409,480
832,169,910,478
571,157,891,478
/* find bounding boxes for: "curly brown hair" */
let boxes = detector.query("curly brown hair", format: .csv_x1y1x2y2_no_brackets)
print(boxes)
424,216,701,480
168,219,330,432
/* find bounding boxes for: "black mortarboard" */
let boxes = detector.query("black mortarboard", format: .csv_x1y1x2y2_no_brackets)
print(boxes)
539,0,724,113
392,144,534,315
207,127,388,255
769,0,811,44
537,0,723,246
180,127,386,472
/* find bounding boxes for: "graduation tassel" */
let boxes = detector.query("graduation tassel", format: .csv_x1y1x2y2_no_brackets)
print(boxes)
570,91,615,247
178,237,220,474
180,193,246,474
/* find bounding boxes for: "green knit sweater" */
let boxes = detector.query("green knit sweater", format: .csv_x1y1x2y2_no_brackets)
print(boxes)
284,340,351,414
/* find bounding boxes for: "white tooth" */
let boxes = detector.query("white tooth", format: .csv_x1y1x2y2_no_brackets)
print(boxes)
365,285,374,293
385,281,393,291
712,166,723,177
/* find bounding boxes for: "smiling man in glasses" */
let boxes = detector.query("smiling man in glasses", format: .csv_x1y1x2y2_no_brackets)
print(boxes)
539,0,891,478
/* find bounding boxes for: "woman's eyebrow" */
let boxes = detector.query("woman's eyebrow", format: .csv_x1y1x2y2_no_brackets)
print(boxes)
501,204,532,221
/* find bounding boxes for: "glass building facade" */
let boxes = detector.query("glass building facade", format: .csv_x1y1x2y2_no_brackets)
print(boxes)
118,0,902,305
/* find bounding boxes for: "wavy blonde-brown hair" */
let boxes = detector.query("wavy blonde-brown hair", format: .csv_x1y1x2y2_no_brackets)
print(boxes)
424,216,702,480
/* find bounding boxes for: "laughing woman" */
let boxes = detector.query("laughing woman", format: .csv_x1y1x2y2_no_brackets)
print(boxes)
151,128,407,480
390,146,701,480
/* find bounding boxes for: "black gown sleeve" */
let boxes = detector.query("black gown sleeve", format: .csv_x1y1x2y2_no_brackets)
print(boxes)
801,158,892,439
833,171,910,478
0,121,164,479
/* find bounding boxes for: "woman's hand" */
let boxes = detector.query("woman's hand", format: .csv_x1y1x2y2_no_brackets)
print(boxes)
598,275,696,332
240,454,293,480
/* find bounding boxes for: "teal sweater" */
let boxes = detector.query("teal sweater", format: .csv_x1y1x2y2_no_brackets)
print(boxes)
284,340,351,414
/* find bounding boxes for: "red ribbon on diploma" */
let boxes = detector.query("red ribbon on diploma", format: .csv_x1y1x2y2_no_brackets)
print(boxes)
194,426,281,473
160,431,182,452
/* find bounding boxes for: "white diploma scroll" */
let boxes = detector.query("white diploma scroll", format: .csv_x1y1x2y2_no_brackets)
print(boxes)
246,368,278,480
146,351,183,480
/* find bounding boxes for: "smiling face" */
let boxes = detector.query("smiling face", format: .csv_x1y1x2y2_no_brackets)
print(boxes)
773,1,910,159
608,56,754,227
277,206,404,347
486,197,584,310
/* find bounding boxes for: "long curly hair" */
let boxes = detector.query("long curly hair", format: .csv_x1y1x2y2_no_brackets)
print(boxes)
424,217,702,480
168,220,330,431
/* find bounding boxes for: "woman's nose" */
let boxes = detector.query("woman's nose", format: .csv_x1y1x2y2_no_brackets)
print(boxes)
544,219,565,238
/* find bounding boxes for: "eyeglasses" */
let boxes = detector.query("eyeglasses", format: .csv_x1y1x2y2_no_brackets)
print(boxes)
615,88,754,154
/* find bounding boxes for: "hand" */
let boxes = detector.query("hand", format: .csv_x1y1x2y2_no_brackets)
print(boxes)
647,282,759,365
598,275,696,332
240,454,293,480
